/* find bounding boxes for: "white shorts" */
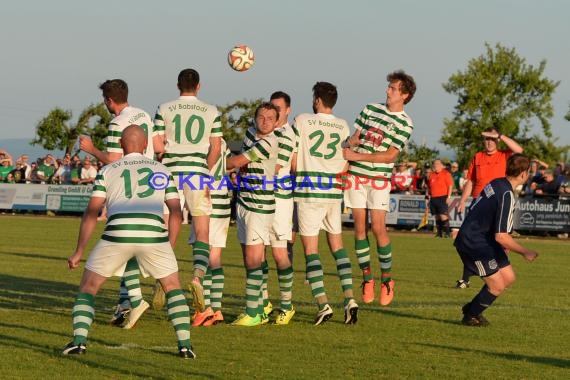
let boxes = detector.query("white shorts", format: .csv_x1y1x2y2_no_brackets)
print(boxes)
85,240,178,279
236,203,273,245
188,215,231,248
269,197,294,247
176,174,212,216
297,202,342,236
344,178,391,211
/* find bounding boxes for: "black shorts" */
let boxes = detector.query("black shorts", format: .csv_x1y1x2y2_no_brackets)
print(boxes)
456,246,511,277
429,196,449,215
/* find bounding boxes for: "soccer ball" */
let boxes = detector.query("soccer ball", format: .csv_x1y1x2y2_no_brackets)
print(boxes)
228,45,255,72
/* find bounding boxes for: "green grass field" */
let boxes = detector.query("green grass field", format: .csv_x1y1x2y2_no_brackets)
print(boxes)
0,215,569,379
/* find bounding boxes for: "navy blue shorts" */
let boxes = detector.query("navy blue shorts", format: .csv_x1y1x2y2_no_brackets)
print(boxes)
429,196,449,215
456,246,510,277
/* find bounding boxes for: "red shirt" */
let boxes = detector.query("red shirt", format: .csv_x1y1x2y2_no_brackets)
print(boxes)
428,169,453,197
467,150,512,197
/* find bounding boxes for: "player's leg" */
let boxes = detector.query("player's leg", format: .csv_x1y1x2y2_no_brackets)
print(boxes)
63,269,107,354
460,249,512,326
203,247,225,326
370,209,395,306
298,202,333,324
158,272,194,358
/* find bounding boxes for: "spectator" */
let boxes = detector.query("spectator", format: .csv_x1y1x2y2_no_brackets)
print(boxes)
412,167,424,194
558,165,570,198
392,161,416,194
459,169,469,193
27,162,40,183
0,157,14,181
53,156,72,184
426,159,454,238
70,160,82,184
450,162,461,194
529,165,548,193
534,169,560,197
79,158,97,185
10,160,27,183
37,155,56,183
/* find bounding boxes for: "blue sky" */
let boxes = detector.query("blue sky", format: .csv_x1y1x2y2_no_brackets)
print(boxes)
1,0,569,157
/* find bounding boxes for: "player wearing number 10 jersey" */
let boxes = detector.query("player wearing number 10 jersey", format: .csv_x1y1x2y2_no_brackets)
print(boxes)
294,82,358,326
153,68,223,312
343,70,416,307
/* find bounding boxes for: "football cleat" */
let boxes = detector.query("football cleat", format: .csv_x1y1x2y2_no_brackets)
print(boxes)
263,301,273,316
188,278,205,312
151,281,166,310
455,280,470,289
62,341,86,355
192,307,214,327
110,302,131,327
232,313,262,327
379,280,395,306
314,304,333,326
179,346,196,359
275,306,296,325
123,300,149,329
344,299,359,325
202,310,224,326
361,279,375,304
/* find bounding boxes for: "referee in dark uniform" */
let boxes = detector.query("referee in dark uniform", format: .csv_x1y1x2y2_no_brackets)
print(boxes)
454,153,538,326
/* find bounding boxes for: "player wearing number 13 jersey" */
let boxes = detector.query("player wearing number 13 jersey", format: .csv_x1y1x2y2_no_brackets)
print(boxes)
153,68,223,312
343,71,416,307
294,82,358,326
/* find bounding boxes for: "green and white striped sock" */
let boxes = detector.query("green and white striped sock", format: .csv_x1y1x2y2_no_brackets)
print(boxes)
277,266,294,311
72,292,95,345
166,289,191,349
210,267,225,311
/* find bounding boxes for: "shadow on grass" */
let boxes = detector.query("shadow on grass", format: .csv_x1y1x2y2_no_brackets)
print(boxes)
415,342,570,369
0,332,213,379
0,274,78,311
0,250,67,262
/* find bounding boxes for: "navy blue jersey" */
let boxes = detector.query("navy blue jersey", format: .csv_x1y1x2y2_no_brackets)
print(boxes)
455,178,515,256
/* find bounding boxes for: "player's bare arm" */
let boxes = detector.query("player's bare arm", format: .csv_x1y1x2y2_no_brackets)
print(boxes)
165,198,182,248
207,136,222,171
458,180,473,213
495,233,539,262
67,196,105,269
342,146,400,164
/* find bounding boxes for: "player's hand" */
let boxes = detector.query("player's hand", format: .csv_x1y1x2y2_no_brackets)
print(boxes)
481,131,499,139
79,135,94,154
67,252,82,269
523,250,538,262
343,148,357,161
457,200,465,213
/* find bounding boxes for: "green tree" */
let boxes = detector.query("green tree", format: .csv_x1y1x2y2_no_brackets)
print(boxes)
441,42,566,167
218,98,263,143
31,103,111,155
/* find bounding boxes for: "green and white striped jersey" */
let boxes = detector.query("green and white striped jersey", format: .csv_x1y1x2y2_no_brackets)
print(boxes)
154,95,223,177
106,106,155,159
237,127,278,214
92,153,178,244
210,139,231,219
293,113,349,203
348,103,413,180
273,122,298,199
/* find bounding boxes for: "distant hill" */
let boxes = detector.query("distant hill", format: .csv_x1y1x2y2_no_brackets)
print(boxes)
1,138,65,162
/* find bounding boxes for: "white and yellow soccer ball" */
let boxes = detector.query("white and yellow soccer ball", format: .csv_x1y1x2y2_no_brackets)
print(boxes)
228,44,255,72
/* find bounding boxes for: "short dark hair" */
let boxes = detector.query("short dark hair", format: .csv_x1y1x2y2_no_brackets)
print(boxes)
178,69,200,92
506,153,530,177
99,79,128,103
312,82,338,108
387,70,416,104
255,102,279,120
270,91,291,107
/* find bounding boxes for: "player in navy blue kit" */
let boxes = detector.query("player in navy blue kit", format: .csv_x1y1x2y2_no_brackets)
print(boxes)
454,154,539,326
